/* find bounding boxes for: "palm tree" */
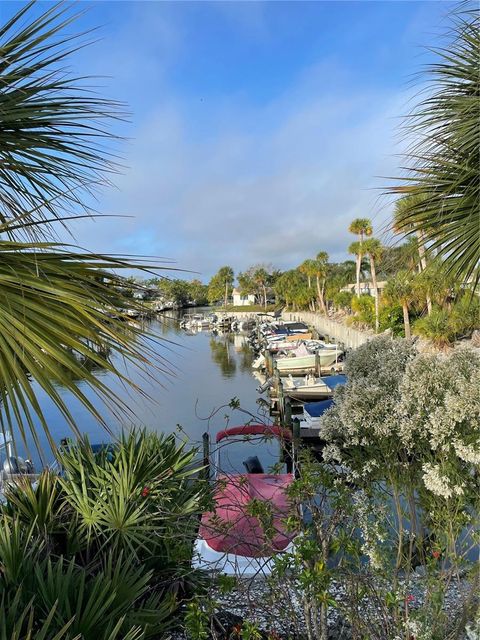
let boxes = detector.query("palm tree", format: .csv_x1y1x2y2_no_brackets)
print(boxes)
0,3,161,451
389,6,480,289
314,251,329,315
218,266,234,309
394,194,433,314
253,266,269,310
384,271,415,339
348,218,372,295
363,238,383,332
298,259,317,311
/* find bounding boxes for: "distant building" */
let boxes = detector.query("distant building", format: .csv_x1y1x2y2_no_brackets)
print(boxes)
232,288,256,306
340,281,387,297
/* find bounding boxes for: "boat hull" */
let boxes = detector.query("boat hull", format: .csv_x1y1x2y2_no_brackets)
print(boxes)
276,350,341,371
193,537,294,576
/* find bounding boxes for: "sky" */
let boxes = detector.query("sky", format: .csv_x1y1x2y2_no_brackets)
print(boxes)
3,0,457,281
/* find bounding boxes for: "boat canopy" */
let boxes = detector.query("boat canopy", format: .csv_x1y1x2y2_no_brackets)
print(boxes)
304,399,334,417
326,375,347,390
216,424,292,443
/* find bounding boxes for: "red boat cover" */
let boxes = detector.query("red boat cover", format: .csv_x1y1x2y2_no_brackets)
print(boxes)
199,472,294,558
215,424,292,443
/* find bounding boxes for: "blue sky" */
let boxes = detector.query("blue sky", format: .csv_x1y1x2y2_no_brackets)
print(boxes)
3,1,456,280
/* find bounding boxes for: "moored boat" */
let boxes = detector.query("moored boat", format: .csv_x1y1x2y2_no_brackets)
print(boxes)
193,424,296,576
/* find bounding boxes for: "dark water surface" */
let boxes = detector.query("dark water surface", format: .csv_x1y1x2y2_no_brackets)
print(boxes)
11,314,266,466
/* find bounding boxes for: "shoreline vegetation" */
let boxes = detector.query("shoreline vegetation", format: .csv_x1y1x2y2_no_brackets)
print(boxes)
0,2,478,640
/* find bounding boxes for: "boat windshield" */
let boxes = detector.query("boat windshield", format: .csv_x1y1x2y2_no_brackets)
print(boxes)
216,434,291,476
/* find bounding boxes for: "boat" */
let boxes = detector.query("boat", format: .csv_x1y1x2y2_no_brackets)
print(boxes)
275,343,343,372
193,424,296,576
0,432,38,502
301,399,335,430
282,373,346,400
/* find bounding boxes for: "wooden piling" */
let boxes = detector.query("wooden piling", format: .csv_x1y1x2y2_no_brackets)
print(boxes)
202,432,210,481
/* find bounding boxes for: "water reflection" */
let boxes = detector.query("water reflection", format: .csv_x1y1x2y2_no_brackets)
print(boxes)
209,334,236,378
7,314,263,467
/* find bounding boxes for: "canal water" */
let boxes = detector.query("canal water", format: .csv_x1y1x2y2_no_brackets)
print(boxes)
10,313,266,467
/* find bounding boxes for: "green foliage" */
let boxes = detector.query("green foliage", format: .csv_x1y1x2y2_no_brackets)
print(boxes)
414,295,480,345
0,430,206,639
333,290,353,310
378,302,404,336
208,266,234,305
390,7,480,287
350,294,375,325
413,307,455,345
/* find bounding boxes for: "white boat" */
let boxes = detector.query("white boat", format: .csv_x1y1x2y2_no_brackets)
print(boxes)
0,432,38,502
275,343,343,372
193,424,295,576
282,373,346,400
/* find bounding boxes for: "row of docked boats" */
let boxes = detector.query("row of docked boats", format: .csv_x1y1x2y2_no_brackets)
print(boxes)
180,312,257,333
248,319,344,376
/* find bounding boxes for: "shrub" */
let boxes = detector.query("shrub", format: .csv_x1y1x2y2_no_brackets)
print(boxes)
350,294,375,326
0,429,206,639
413,307,455,345
333,291,353,311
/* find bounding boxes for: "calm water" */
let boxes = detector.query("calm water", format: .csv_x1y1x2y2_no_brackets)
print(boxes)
9,313,266,467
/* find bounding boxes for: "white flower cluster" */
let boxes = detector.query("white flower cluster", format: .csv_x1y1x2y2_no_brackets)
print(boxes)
422,463,455,499
321,338,480,504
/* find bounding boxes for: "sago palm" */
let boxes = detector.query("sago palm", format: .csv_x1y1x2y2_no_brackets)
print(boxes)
390,6,480,288
0,2,166,453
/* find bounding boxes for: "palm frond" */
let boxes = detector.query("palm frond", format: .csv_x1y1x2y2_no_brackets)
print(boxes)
0,1,125,237
390,5,480,287
0,238,173,455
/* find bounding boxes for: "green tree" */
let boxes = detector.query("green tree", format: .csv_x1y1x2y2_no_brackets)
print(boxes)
208,266,234,308
348,218,372,296
0,3,160,449
389,6,480,288
384,271,416,339
314,251,329,315
363,238,383,332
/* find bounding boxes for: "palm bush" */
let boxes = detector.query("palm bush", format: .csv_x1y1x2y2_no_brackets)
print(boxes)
390,6,480,288
0,430,206,639
0,1,170,451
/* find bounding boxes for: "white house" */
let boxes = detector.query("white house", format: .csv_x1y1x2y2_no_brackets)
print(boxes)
340,281,387,297
232,288,256,306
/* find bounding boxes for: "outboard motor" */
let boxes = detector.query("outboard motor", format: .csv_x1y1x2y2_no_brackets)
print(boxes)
4,456,34,475
256,377,274,394
243,456,264,474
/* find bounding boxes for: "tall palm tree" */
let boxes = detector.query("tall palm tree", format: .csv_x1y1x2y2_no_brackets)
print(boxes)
389,6,480,289
0,3,161,452
394,194,433,314
314,251,329,315
298,259,317,311
363,238,383,332
384,271,415,339
348,218,372,295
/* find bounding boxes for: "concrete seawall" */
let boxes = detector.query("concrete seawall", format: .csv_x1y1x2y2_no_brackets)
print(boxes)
281,311,373,349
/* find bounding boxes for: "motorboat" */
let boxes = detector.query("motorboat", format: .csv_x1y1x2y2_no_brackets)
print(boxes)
275,343,343,372
193,424,296,576
300,399,335,430
0,431,37,502
282,374,346,400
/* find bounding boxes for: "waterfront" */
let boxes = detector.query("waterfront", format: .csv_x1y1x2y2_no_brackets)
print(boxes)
8,313,264,467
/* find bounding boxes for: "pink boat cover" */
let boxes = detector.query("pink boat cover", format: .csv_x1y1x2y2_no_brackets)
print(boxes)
215,424,292,443
199,472,294,558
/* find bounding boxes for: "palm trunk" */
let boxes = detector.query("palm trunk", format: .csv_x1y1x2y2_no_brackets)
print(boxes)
224,281,228,309
417,230,432,314
402,302,411,339
355,253,361,296
369,255,379,332
316,275,327,315
262,284,267,310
